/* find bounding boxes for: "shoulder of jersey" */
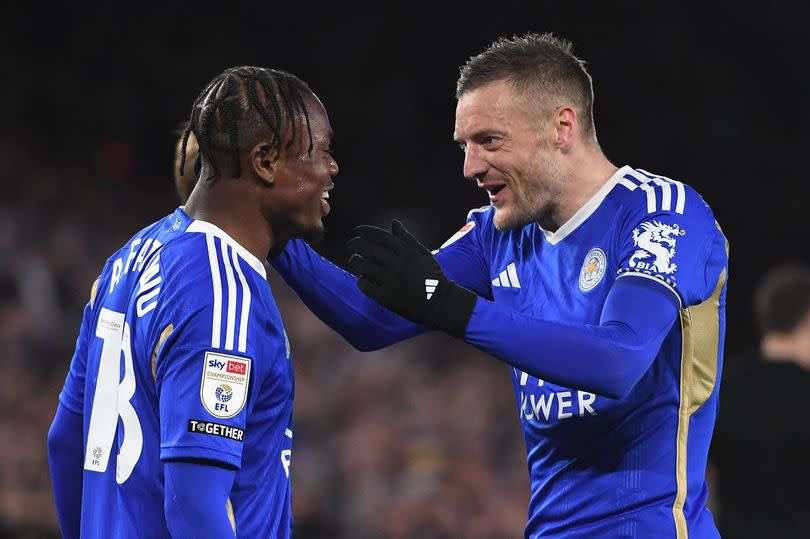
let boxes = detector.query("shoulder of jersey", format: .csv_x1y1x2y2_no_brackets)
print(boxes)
466,204,493,223
165,226,269,294
610,167,711,221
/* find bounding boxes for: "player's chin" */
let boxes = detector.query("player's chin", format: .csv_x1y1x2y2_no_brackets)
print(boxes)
493,206,535,231
299,219,326,244
492,206,520,231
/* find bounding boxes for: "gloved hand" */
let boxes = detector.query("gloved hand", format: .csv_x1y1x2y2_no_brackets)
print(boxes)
347,219,477,338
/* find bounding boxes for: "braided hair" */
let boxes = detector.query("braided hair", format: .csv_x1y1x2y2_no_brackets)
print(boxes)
179,66,315,180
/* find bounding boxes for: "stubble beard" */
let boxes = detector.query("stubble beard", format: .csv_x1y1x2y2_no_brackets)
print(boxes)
493,158,566,232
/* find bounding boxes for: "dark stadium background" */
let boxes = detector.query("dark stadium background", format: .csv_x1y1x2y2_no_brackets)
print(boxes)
1,3,806,537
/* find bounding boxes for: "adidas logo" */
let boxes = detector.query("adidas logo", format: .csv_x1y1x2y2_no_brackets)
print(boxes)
425,278,439,300
492,262,521,288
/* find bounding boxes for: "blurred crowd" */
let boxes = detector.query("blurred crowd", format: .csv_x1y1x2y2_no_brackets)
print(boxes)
0,146,528,538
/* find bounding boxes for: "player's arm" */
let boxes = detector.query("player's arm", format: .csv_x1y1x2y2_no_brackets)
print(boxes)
349,218,725,398
150,244,268,536
270,219,489,350
47,404,83,539
270,239,423,350
48,281,98,539
463,275,678,398
156,336,246,537
164,460,236,539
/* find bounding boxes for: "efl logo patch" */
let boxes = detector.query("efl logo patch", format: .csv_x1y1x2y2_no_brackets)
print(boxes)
439,222,476,250
579,248,607,292
188,419,245,442
200,352,251,419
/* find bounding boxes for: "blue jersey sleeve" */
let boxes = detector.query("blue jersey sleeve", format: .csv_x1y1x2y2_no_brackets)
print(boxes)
58,279,99,414
164,461,236,538
464,274,680,398
270,239,424,351
149,240,265,470
47,403,83,539
269,208,494,350
432,206,494,299
615,171,728,307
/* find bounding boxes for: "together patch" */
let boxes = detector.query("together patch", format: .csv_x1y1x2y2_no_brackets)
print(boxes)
188,419,245,442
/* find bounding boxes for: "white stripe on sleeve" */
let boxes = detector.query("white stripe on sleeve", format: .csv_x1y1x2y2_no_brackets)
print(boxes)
230,247,251,354
220,241,237,351
205,234,223,348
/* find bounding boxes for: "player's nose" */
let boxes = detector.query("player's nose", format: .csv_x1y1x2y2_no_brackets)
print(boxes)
462,145,487,181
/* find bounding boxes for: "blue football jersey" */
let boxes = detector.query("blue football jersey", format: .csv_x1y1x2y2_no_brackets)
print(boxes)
435,165,728,538
59,208,294,538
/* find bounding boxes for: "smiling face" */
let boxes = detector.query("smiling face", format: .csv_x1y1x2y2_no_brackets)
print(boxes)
454,80,568,231
265,95,338,243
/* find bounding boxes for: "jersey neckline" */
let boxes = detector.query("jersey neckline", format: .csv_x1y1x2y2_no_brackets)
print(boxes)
538,165,633,245
182,211,268,279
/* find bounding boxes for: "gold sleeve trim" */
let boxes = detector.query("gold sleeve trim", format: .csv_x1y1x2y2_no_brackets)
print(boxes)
151,324,174,381
672,268,726,538
89,278,100,308
226,497,236,534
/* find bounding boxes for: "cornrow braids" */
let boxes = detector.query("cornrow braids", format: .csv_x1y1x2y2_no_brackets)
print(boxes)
179,66,316,181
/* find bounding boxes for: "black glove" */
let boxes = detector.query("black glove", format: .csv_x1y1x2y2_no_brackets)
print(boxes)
347,219,477,338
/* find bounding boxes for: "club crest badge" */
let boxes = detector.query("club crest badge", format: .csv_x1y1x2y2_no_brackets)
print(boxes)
579,248,607,292
200,352,251,419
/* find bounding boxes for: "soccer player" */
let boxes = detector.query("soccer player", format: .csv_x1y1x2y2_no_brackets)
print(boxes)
270,34,728,537
47,66,338,538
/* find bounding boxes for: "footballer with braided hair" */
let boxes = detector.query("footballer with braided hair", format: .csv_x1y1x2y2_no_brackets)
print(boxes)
48,66,338,538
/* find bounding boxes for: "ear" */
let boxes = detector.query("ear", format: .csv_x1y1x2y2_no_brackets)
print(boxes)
553,105,578,149
250,142,278,186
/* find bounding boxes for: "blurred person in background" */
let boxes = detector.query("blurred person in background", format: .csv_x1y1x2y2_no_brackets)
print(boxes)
47,66,338,538
271,32,729,538
711,264,810,538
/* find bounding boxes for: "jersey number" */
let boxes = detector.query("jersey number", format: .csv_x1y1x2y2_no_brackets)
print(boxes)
83,308,143,484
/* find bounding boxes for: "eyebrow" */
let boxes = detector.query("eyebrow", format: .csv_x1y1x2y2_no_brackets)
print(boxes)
454,129,501,144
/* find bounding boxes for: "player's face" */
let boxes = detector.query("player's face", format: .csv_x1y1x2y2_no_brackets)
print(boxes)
454,81,567,231
271,96,338,242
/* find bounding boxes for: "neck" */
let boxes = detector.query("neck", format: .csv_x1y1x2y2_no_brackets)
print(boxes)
547,147,617,231
184,178,273,262
761,332,810,370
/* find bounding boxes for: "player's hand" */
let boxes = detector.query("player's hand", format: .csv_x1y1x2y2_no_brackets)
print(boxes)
347,219,477,337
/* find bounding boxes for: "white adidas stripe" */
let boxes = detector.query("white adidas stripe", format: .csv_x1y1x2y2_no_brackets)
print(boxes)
230,245,251,354
619,170,686,215
425,278,439,299
205,234,223,348
204,235,253,352
492,262,521,288
506,262,521,288
220,240,238,351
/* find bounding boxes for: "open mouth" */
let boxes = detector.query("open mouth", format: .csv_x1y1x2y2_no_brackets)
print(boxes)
480,182,507,199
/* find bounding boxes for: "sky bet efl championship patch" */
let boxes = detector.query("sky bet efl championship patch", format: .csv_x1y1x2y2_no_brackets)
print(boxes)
200,352,251,419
